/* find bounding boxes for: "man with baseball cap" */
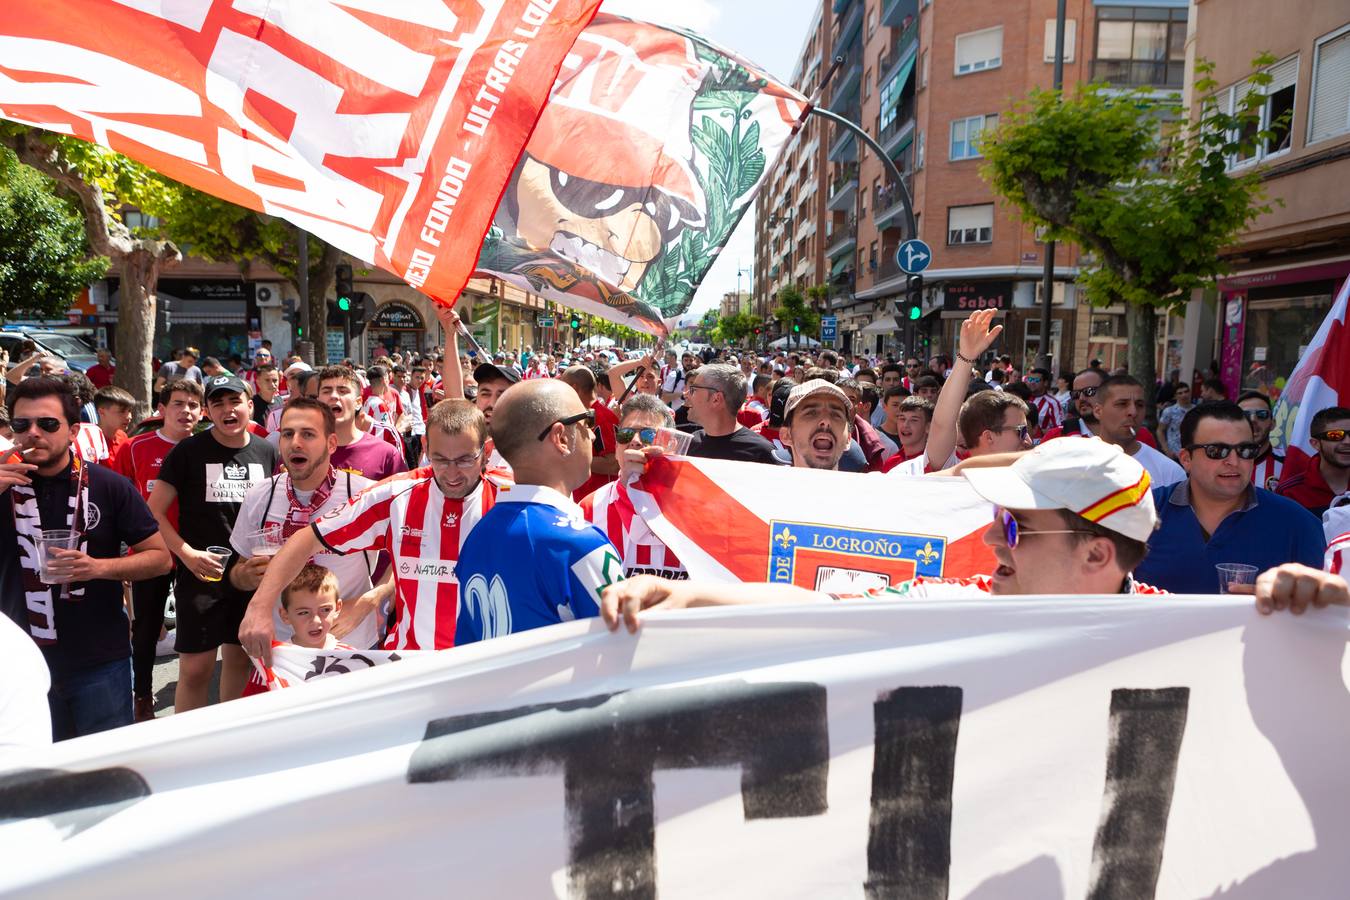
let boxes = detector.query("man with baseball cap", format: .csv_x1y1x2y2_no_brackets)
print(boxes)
601,437,1350,627
779,379,854,471
472,361,520,470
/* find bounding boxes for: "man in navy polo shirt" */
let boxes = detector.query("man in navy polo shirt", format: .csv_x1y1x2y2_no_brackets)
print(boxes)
1135,401,1324,593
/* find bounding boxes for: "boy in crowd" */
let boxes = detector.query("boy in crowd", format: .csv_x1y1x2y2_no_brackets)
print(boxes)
91,385,134,463
242,565,352,695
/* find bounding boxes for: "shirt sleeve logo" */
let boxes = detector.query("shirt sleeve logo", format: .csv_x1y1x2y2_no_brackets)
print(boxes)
461,573,512,639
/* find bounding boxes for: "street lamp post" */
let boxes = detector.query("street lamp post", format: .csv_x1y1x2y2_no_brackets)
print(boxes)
1037,0,1069,374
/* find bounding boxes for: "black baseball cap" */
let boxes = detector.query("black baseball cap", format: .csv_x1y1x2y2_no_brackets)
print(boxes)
204,374,249,399
473,362,520,386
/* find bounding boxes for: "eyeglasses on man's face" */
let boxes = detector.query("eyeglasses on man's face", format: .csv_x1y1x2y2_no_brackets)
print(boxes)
537,410,596,441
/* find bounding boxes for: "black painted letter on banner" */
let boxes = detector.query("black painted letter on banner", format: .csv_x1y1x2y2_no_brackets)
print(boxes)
406,681,829,899
1087,687,1190,900
865,686,964,900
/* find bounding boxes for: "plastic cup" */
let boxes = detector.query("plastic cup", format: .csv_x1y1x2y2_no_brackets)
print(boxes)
1216,563,1259,593
246,525,284,558
202,546,233,583
36,529,78,584
651,427,693,457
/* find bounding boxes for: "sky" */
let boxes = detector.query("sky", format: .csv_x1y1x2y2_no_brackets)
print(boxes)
598,0,820,316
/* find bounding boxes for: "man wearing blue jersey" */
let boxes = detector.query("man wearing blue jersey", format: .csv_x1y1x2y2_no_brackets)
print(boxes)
455,379,623,644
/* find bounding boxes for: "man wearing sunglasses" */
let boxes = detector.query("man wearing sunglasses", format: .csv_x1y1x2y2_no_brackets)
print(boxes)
1278,406,1350,518
1,377,172,740
580,394,686,581
455,380,622,645
1237,391,1283,490
600,439,1166,625
1134,402,1324,594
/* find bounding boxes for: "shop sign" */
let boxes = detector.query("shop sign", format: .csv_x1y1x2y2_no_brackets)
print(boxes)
159,278,255,302
372,301,423,330
943,281,1012,312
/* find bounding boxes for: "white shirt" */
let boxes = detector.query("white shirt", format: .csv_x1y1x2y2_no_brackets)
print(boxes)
0,615,52,752
400,388,425,436
886,449,958,477
229,469,381,648
1131,441,1186,487
661,367,687,410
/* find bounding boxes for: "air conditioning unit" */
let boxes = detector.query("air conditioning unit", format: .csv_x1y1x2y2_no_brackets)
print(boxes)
256,285,281,308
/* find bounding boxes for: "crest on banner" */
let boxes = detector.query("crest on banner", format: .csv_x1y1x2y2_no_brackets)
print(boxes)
766,520,946,591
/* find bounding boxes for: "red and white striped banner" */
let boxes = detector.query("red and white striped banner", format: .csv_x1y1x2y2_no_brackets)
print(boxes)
627,457,996,593
0,0,601,306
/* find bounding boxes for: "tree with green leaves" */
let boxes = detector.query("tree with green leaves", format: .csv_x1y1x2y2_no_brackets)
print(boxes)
146,187,342,362
772,284,822,343
0,148,108,319
980,57,1279,407
0,125,181,415
715,310,763,346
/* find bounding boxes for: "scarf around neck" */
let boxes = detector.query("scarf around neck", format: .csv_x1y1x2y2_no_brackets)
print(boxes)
12,455,89,644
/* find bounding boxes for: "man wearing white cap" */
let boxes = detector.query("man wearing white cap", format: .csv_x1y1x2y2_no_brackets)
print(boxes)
601,437,1350,626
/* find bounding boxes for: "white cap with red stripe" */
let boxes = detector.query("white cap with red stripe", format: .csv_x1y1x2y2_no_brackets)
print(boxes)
961,438,1158,542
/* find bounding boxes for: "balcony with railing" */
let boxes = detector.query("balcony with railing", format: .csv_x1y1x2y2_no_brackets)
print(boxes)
827,106,860,162
825,213,858,260
834,0,863,50
881,0,917,29
879,94,917,159
826,163,859,212
872,177,915,232
827,42,863,113
1090,59,1183,89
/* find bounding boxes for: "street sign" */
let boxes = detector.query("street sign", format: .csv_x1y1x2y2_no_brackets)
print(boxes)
896,239,933,275
821,315,837,343
539,315,554,327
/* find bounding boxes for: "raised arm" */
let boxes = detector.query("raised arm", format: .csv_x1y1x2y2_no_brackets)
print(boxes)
238,525,326,664
435,304,466,402
600,574,824,634
923,309,1003,470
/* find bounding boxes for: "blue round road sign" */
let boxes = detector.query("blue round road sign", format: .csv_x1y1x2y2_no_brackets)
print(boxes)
896,239,932,275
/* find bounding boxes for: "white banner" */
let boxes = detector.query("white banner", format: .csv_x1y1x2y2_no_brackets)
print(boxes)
2,598,1349,898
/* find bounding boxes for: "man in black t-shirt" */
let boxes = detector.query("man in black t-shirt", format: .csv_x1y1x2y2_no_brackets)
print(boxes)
150,375,278,712
682,365,783,465
1,377,171,740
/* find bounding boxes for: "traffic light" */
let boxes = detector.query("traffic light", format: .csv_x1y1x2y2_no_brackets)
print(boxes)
335,263,354,306
348,292,376,337
282,297,299,336
792,319,801,333
904,274,924,320
570,313,581,330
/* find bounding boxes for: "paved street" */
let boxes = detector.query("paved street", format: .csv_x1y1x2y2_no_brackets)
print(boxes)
147,646,223,717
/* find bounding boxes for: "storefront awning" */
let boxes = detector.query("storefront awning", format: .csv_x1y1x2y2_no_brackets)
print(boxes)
860,315,899,335
99,312,241,324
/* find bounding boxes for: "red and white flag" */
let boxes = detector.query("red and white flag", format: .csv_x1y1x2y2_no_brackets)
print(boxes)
0,0,602,306
244,641,409,696
1272,276,1350,470
627,458,997,593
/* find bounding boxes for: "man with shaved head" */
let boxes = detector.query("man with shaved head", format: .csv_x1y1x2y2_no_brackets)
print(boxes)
454,380,624,644
559,364,621,500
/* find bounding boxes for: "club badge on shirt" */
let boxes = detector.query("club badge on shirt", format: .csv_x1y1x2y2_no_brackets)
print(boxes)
205,462,265,503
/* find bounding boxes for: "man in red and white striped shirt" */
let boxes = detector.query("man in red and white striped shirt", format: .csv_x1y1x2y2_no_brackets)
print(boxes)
579,395,686,580
239,399,501,663
1238,391,1284,491
1026,367,1063,434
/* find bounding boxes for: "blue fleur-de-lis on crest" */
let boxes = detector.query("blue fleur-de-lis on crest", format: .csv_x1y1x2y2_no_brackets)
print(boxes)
915,542,939,566
774,527,797,550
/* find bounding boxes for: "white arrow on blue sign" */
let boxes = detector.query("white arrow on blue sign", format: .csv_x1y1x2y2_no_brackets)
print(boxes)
896,239,932,275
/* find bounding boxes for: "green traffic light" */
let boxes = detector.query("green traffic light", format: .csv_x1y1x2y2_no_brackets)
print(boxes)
909,305,921,321
337,296,352,312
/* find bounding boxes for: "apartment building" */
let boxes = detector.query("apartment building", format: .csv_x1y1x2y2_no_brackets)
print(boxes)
757,0,1193,372
1187,2,1350,396
753,5,833,321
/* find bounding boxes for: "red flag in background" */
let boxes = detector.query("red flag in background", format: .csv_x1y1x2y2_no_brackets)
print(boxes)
1271,276,1350,477
0,0,601,305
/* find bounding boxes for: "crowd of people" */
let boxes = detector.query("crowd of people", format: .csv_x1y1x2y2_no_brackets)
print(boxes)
1,305,1347,748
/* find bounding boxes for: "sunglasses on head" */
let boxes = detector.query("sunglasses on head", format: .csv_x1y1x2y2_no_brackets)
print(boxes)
615,426,658,445
10,416,62,434
1315,429,1349,442
1069,386,1099,400
1185,442,1261,460
1243,409,1271,421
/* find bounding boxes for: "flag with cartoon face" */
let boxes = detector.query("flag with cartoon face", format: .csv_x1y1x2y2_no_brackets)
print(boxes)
476,14,809,335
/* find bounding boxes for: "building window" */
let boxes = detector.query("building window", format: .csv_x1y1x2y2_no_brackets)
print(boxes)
1043,18,1077,63
950,114,997,160
955,26,1003,75
948,204,993,245
869,241,879,272
1309,25,1350,145
1227,55,1298,168
864,68,872,99
916,130,925,169
867,6,876,38
920,49,929,87
1092,7,1186,88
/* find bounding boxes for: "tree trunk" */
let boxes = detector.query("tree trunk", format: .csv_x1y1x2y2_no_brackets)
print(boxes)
113,247,173,420
306,242,341,363
1125,302,1159,427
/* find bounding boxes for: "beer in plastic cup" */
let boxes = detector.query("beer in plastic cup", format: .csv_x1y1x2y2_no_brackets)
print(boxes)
652,427,693,457
202,546,233,583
